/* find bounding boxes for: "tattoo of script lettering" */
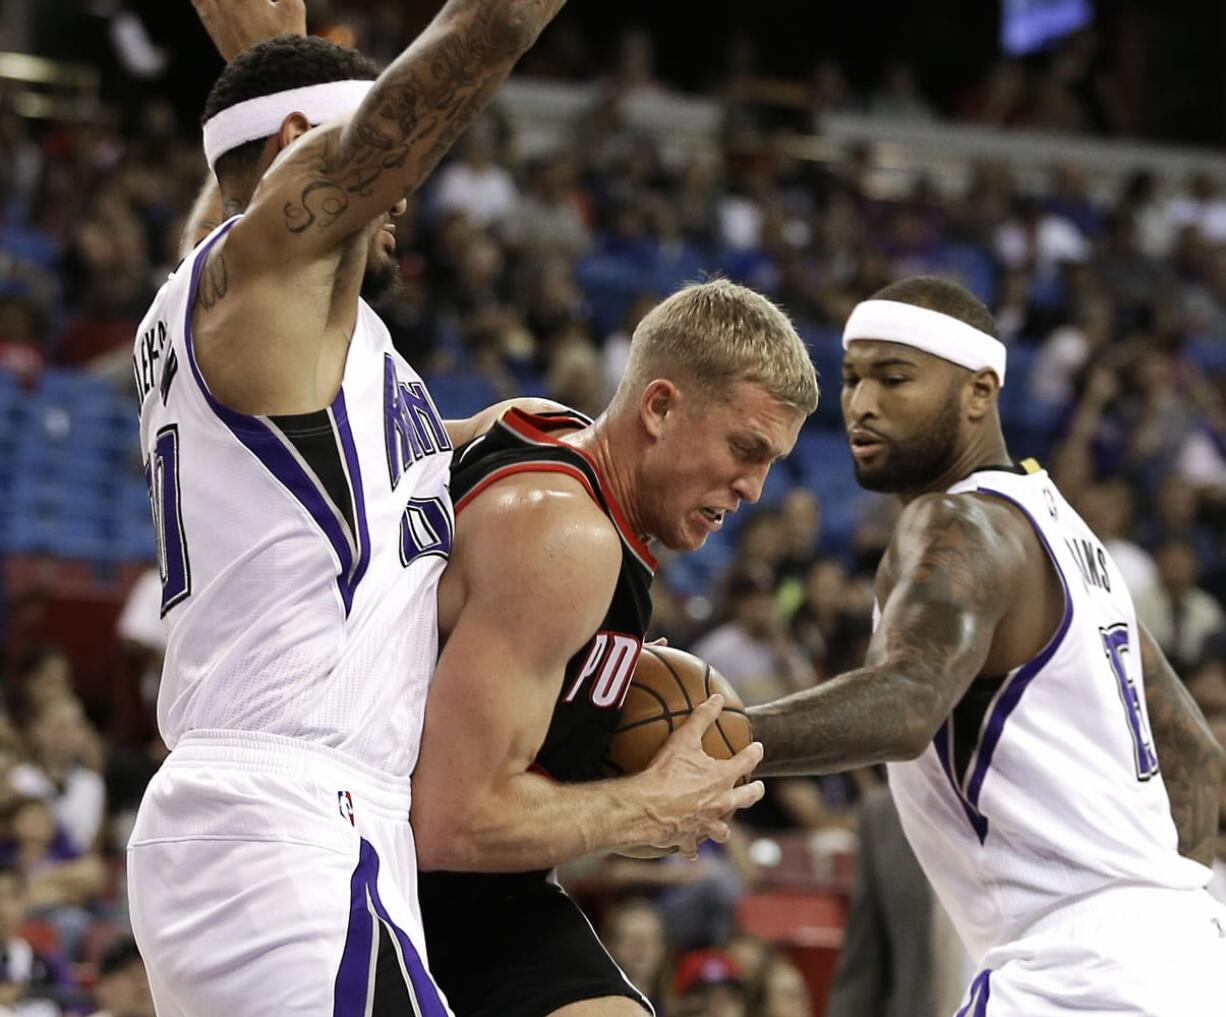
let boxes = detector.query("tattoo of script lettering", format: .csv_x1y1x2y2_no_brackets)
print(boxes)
194,252,229,312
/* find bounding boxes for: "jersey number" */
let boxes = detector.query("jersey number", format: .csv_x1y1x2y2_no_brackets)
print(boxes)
145,425,192,616
1100,624,1160,781
399,496,453,566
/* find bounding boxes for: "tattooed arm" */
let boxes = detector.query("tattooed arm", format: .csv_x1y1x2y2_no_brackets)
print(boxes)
748,494,1024,776
1138,622,1224,866
234,0,565,261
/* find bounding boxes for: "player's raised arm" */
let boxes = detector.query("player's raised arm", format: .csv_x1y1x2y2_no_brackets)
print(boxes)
411,475,763,871
234,0,564,264
748,493,1024,776
1137,622,1224,866
180,0,310,257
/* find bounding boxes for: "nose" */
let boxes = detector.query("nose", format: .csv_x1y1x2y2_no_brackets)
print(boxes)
732,464,770,505
842,377,878,424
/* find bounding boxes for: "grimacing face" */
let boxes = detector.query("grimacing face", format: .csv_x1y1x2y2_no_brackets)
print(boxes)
641,379,806,552
841,340,965,495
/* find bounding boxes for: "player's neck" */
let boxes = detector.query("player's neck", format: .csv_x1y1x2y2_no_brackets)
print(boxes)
898,429,1011,505
565,415,650,541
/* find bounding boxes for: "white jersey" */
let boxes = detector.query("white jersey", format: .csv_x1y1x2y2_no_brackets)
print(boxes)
886,461,1210,962
131,218,454,778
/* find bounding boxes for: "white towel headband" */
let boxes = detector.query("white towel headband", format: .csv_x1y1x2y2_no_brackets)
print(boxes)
202,79,373,172
842,299,1007,387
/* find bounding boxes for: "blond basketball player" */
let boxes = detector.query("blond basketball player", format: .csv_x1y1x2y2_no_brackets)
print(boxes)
749,277,1226,1015
412,281,820,1017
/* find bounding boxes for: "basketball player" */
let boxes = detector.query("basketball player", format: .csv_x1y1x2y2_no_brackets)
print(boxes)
410,280,820,1017
125,2,572,1013
747,276,1226,1015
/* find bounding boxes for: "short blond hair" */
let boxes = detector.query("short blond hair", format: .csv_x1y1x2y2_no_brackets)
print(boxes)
616,280,819,413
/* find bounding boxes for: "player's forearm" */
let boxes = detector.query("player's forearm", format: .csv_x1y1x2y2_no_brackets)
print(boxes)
748,665,946,776
1141,627,1223,866
414,771,659,872
290,0,565,238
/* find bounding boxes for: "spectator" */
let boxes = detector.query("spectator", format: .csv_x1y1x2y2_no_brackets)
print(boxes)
601,898,667,1013
0,864,72,1017
759,956,813,1017
1076,480,1158,598
671,948,746,1017
691,569,816,707
431,125,519,229
85,937,154,1017
11,699,106,855
0,797,106,962
1134,541,1226,674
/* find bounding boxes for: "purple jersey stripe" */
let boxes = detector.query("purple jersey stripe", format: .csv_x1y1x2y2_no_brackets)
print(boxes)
954,969,992,1017
962,488,1074,815
333,839,376,1016
181,221,367,615
933,720,990,843
333,838,449,1017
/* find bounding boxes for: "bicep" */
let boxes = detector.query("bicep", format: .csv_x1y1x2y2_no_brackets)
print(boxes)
868,498,1017,712
416,489,620,789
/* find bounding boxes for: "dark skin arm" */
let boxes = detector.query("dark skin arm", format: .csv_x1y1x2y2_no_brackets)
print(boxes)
748,493,1025,775
1138,622,1224,867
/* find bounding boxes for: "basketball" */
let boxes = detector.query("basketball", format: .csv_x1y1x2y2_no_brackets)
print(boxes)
602,645,752,777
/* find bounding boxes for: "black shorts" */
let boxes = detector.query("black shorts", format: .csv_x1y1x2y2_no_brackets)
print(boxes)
419,872,652,1017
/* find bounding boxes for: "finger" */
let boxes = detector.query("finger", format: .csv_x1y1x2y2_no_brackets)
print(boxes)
728,779,766,812
673,695,723,744
706,821,730,843
727,740,764,779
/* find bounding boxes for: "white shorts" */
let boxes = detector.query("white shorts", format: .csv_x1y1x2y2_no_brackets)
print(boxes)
953,885,1226,1016
127,730,451,1017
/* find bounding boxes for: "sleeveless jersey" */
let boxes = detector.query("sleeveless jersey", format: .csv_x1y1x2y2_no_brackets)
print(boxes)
131,217,454,778
419,408,655,907
886,461,1210,961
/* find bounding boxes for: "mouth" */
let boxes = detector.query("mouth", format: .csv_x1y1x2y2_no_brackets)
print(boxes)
698,506,731,531
848,429,886,462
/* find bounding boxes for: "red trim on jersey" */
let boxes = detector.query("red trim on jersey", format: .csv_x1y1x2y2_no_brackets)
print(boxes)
500,409,659,572
453,461,597,516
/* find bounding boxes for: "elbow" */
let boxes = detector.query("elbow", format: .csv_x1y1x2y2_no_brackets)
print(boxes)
412,798,472,872
891,684,946,761
496,3,552,55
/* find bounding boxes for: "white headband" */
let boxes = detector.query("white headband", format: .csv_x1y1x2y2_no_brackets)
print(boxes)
842,299,1007,387
202,80,373,172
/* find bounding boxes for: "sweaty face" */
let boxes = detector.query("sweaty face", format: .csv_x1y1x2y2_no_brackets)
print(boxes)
641,381,806,552
841,340,965,494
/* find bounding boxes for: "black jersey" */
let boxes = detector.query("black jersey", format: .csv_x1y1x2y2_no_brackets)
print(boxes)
448,407,656,782
418,409,658,1017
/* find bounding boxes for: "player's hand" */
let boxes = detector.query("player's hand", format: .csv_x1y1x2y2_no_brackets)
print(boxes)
634,695,765,860
192,0,308,62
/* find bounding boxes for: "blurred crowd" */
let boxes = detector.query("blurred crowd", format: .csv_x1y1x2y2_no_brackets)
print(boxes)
2,5,1226,1015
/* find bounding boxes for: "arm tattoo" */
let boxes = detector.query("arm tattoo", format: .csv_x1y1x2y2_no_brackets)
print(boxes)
194,252,229,312
749,496,1011,775
1140,624,1223,866
283,0,564,234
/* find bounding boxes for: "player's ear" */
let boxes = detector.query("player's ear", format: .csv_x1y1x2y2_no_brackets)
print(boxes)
640,379,678,440
965,368,999,422
275,112,313,155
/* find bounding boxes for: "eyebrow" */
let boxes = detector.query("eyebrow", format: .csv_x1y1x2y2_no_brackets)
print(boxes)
737,432,788,462
842,357,918,371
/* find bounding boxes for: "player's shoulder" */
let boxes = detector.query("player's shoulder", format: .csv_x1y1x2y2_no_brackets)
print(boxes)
889,490,1030,568
457,470,622,575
